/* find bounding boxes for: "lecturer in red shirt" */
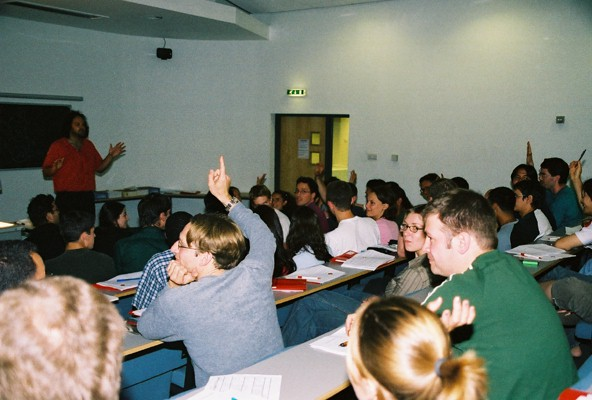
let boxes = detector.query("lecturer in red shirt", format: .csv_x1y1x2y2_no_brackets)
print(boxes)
42,110,126,217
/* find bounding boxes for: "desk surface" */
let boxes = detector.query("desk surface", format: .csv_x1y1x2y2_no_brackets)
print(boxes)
172,327,349,400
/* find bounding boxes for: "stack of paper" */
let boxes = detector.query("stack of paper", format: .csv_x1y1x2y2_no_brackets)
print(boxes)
310,327,349,356
341,249,395,271
95,271,142,291
282,265,345,284
506,244,576,262
187,374,281,400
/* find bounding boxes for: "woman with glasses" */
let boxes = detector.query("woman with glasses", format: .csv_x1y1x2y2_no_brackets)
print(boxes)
386,205,444,297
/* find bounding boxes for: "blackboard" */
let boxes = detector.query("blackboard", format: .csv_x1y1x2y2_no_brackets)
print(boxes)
0,103,71,169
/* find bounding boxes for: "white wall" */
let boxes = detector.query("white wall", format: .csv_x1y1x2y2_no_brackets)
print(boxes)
1,0,591,221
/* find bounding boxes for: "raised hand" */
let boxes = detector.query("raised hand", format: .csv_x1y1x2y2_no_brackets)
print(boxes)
109,142,126,157
426,296,476,332
208,156,232,203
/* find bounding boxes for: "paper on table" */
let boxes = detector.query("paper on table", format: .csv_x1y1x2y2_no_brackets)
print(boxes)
283,265,345,284
506,244,576,261
341,249,395,271
186,374,281,400
95,271,143,291
310,327,349,356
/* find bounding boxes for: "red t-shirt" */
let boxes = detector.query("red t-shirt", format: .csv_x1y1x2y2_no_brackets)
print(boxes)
42,138,102,192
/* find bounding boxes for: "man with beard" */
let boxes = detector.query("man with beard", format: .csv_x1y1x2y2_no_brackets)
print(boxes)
42,110,126,217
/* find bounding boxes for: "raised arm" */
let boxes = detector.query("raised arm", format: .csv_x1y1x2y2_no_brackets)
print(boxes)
569,160,583,206
526,141,534,166
314,163,327,202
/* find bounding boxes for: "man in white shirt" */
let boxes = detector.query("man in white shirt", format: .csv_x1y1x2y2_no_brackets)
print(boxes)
324,180,380,256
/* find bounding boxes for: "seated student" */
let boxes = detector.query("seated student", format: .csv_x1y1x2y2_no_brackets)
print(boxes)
46,211,116,284
347,296,487,400
511,163,538,188
93,200,133,258
132,211,192,310
555,163,591,252
25,194,65,260
486,187,518,252
511,180,553,247
422,189,577,400
451,176,469,189
294,176,330,233
271,190,296,219
324,180,380,256
285,206,332,270
0,241,45,292
385,181,413,226
365,184,399,246
540,157,583,229
249,184,290,242
419,172,440,201
114,193,171,274
427,178,458,201
138,156,283,389
0,276,125,400
385,205,444,297
253,205,296,277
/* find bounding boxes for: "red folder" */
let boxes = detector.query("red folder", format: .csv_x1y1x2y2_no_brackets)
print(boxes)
271,278,307,292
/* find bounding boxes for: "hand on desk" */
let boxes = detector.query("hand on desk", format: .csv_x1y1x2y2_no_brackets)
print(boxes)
167,260,196,287
427,296,476,332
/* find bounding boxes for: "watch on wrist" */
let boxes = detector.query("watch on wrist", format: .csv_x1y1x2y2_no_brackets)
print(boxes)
225,197,240,212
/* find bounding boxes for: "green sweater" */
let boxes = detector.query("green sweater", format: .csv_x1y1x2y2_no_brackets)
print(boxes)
424,250,577,400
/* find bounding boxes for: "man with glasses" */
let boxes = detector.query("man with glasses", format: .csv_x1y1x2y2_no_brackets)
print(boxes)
540,157,582,230
138,156,283,389
294,176,329,232
422,188,576,400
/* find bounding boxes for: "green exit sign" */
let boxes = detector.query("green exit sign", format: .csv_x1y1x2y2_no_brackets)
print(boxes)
287,89,306,97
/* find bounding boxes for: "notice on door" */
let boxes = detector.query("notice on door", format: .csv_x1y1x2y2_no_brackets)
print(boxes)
298,139,310,159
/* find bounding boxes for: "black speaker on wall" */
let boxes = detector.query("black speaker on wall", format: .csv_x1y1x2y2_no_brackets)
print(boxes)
157,47,172,60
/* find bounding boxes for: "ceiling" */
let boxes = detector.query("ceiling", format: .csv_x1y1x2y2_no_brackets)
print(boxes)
0,0,387,40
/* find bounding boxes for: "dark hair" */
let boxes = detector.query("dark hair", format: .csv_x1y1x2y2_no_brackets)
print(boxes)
487,187,516,214
584,179,592,201
514,180,546,210
272,190,296,219
386,182,413,210
286,206,331,262
296,177,320,198
59,211,94,243
138,194,171,227
451,176,469,190
253,206,296,277
27,194,56,227
429,178,458,200
0,240,37,293
423,189,498,250
204,191,227,215
419,173,439,184
369,184,399,221
540,158,569,184
165,211,192,247
348,182,359,198
366,179,386,192
326,180,352,211
511,164,538,186
249,185,272,209
98,201,125,228
61,110,88,137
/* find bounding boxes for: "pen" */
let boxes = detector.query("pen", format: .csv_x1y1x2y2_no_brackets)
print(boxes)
339,341,348,347
578,149,587,161
519,253,542,260
297,276,321,280
117,278,141,282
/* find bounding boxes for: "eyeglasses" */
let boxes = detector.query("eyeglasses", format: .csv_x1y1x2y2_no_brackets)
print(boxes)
177,242,197,251
400,224,424,233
